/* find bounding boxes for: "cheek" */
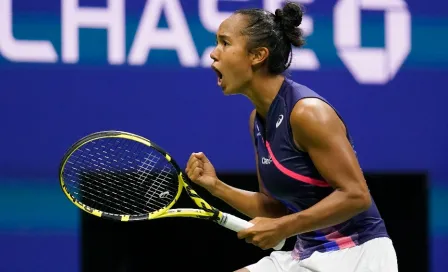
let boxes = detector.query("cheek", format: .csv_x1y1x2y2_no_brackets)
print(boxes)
229,54,251,77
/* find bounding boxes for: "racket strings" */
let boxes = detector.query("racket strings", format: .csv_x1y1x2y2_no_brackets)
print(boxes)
65,161,152,215
66,146,176,214
143,164,175,206
63,138,179,215
66,161,168,214
78,152,174,209
66,139,163,213
76,147,174,205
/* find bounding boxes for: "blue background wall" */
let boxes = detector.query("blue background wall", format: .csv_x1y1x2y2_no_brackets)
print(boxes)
0,0,446,271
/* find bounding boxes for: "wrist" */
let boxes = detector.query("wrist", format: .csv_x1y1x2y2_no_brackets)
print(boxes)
208,178,223,197
277,213,301,238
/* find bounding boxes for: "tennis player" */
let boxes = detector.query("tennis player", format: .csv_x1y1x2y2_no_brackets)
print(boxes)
185,2,398,272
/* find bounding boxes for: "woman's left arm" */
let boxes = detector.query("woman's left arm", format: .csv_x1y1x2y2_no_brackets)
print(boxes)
279,98,372,238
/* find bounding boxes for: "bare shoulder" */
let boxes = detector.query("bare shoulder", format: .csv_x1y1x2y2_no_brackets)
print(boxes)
289,98,346,150
290,98,337,126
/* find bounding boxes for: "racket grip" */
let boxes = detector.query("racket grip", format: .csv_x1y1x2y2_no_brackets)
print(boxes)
219,213,285,251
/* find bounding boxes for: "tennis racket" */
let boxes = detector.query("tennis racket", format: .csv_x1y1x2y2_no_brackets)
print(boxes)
59,130,285,250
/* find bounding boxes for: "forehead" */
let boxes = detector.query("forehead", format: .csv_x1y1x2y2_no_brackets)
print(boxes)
217,14,247,39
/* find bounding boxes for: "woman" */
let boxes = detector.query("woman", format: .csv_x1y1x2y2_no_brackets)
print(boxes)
185,2,398,272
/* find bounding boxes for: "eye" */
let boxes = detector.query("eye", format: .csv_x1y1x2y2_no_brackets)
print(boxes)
214,39,229,47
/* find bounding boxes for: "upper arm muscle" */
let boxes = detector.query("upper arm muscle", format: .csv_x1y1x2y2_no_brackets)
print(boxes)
289,99,367,193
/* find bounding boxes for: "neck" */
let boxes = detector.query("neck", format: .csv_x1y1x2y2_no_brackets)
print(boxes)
243,74,285,118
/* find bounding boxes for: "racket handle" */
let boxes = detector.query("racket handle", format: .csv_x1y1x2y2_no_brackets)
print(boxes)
219,212,285,251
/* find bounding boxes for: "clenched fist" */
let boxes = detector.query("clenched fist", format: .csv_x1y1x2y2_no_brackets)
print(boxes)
185,152,218,193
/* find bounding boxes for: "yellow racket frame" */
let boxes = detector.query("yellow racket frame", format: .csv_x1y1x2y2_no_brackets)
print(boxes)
59,131,223,223
59,130,286,250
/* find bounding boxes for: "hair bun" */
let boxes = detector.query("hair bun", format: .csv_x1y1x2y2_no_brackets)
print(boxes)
274,9,284,20
275,2,303,29
274,2,305,47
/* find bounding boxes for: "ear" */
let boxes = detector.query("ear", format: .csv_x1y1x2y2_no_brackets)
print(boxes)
250,47,269,66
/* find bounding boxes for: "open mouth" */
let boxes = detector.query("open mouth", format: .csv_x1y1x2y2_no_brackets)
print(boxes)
212,66,223,86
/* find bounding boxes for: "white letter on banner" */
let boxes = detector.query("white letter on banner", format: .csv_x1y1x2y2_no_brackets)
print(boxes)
0,0,57,63
128,0,199,67
334,0,411,84
62,0,125,64
199,0,237,67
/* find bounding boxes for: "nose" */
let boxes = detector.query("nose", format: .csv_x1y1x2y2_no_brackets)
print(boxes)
210,46,218,62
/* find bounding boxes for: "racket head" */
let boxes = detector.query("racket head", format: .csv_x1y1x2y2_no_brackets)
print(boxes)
59,131,184,221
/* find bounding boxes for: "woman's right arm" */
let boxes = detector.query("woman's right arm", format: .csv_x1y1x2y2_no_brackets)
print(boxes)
185,110,287,219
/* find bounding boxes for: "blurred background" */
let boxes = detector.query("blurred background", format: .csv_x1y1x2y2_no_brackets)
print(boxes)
0,0,446,271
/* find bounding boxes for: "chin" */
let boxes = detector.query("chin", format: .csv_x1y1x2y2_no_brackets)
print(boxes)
222,86,241,96
223,89,236,96
221,86,231,95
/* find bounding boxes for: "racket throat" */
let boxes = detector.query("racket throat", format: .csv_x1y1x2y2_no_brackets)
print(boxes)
206,207,221,222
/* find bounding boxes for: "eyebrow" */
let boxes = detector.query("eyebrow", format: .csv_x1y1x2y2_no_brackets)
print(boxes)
217,34,231,40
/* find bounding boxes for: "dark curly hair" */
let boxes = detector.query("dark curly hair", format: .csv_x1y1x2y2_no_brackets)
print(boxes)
234,2,305,75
